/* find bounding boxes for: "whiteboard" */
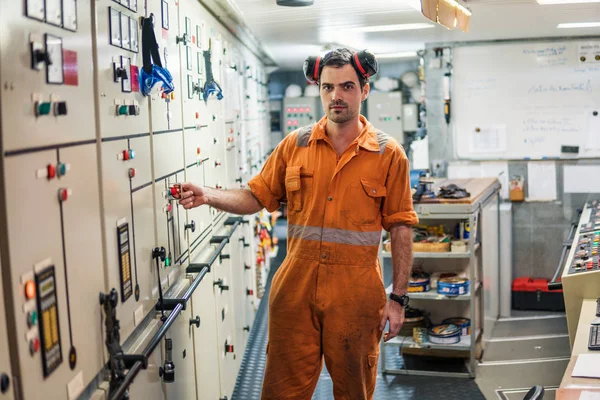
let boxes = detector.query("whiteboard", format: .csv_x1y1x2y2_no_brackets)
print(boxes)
453,41,600,160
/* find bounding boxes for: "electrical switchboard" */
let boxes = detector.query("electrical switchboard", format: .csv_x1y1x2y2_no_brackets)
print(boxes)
366,91,405,144
0,0,271,397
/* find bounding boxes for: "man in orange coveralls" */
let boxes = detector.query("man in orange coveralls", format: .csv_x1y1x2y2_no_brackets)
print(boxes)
178,48,418,399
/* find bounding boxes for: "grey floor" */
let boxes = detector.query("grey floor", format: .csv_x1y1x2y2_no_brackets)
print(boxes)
232,220,486,400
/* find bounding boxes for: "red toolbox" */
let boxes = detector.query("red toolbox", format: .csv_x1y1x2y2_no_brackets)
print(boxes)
511,277,565,312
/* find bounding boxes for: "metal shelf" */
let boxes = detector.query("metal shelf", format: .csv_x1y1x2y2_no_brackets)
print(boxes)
381,243,480,259
384,329,481,352
384,282,481,301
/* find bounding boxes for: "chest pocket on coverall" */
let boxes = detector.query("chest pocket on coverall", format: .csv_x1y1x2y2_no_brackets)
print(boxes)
285,166,313,218
345,178,387,226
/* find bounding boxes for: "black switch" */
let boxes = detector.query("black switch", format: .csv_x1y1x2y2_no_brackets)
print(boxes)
128,105,139,116
0,373,9,394
55,101,67,116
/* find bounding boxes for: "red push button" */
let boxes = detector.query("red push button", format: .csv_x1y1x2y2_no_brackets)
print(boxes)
246,289,253,296
129,168,136,178
170,186,180,197
195,112,199,119
29,337,40,354
123,150,130,160
47,164,56,180
58,188,70,202
197,147,201,155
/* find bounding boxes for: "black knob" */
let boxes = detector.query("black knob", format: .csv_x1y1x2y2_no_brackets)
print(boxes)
213,279,223,287
189,316,200,328
176,33,188,45
153,246,166,261
116,67,128,80
235,177,243,183
192,82,201,94
55,101,68,116
220,253,230,261
1,373,10,393
244,264,251,270
220,284,229,292
243,326,250,332
33,49,51,65
185,220,196,233
128,105,139,116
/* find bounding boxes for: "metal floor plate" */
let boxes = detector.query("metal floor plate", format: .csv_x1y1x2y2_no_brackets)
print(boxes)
232,231,486,400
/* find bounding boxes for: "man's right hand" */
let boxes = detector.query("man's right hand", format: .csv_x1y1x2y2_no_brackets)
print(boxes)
178,183,210,209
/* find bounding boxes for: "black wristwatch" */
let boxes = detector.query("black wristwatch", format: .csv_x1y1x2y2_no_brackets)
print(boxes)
389,293,409,307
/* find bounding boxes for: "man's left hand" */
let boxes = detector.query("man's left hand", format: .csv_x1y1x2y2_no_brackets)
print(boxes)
379,300,405,342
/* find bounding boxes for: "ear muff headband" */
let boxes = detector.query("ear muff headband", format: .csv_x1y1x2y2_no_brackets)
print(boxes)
303,49,378,83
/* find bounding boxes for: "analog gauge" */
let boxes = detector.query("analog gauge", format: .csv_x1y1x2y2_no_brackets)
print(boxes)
110,8,121,47
26,0,45,21
46,0,63,26
63,0,77,31
120,13,130,50
130,18,139,52
45,34,64,84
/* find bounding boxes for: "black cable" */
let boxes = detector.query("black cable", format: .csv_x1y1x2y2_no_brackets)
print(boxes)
155,256,166,321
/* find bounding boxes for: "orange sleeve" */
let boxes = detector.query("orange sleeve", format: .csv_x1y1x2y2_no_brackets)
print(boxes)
248,139,288,213
381,143,419,231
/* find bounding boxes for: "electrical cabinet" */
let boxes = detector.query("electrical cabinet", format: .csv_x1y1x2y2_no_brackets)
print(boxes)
0,0,269,398
366,92,404,144
0,257,15,400
282,96,322,134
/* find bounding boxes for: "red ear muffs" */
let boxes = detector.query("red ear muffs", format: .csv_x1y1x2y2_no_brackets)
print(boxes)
352,50,378,79
303,56,321,83
303,49,378,83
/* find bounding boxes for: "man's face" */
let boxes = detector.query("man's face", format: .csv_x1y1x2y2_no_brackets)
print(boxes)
319,64,369,124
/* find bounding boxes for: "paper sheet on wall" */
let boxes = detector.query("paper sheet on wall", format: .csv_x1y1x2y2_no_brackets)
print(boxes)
481,162,509,199
469,125,507,153
586,113,600,150
564,165,600,193
447,162,481,179
527,161,557,201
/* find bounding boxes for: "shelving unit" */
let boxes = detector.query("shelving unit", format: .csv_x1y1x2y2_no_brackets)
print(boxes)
380,178,501,378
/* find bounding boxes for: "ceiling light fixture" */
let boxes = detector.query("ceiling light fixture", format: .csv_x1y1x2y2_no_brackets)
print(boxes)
538,0,600,4
421,0,472,32
557,22,600,28
347,23,435,33
376,51,419,59
276,0,314,6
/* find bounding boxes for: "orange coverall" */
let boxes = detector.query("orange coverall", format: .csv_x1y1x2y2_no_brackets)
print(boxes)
248,115,418,399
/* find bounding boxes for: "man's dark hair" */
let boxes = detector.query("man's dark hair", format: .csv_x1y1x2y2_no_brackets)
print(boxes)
318,48,368,89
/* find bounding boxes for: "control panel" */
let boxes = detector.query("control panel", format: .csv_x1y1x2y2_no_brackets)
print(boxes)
569,230,600,274
562,198,600,348
0,0,269,398
282,96,322,134
366,92,404,144
579,200,600,234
